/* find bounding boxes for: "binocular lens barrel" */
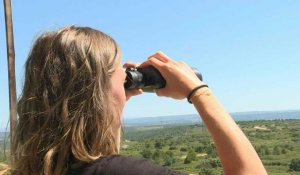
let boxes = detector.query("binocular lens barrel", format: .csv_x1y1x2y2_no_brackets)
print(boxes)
124,66,203,92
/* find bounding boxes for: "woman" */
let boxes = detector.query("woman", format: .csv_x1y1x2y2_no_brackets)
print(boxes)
14,26,267,175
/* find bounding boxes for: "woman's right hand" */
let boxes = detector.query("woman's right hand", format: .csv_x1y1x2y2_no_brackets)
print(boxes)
140,51,204,99
141,52,268,175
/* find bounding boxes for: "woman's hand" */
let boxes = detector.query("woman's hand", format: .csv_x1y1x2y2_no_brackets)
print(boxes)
123,62,143,101
140,51,204,99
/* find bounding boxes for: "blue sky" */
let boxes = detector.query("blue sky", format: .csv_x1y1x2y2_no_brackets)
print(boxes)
1,0,300,128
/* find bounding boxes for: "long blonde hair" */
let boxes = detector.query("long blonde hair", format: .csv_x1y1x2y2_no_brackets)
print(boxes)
14,26,121,175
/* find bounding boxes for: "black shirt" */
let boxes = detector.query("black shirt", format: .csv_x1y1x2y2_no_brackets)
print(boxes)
67,155,187,175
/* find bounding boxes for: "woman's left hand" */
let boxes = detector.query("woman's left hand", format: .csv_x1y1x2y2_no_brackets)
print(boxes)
123,62,143,101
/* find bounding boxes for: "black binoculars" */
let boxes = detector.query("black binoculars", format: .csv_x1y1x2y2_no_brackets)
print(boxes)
124,66,202,92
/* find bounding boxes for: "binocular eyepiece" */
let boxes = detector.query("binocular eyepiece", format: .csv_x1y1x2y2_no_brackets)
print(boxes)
124,66,202,92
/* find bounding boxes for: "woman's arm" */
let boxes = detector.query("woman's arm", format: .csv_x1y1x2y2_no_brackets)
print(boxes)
191,88,267,175
141,51,267,175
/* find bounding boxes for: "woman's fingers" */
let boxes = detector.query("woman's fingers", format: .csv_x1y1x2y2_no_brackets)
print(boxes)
148,57,166,70
148,51,170,63
126,51,202,100
139,60,151,68
139,56,166,70
155,88,166,97
123,62,141,68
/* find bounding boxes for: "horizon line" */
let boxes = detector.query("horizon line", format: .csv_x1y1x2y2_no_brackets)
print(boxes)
124,109,300,119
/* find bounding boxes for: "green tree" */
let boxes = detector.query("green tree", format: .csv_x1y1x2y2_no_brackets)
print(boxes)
140,149,152,159
208,159,221,168
257,146,265,156
180,147,188,152
264,146,270,155
152,149,164,164
169,145,177,150
198,159,221,169
272,146,280,155
184,150,196,164
155,141,163,149
163,151,174,166
205,144,217,157
256,145,271,156
195,146,204,153
289,159,300,171
144,141,151,148
200,168,215,175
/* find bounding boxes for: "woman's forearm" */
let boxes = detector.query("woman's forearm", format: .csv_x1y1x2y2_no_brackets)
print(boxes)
191,88,267,175
140,52,267,174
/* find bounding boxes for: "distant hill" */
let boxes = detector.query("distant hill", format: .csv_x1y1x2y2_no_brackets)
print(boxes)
1,110,300,131
124,110,300,127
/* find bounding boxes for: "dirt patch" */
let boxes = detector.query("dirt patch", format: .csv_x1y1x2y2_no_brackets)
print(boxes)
196,153,207,157
254,126,270,131
180,155,186,160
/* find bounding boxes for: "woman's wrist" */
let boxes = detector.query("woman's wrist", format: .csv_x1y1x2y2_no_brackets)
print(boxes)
189,86,212,104
187,84,209,103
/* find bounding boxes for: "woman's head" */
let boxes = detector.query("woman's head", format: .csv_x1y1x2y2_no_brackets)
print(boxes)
15,26,125,175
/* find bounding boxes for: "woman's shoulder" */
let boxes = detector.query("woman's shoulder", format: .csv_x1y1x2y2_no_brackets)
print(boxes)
67,154,187,175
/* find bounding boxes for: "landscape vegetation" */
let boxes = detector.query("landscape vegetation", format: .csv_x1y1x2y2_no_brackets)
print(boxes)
121,119,300,175
1,118,300,175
